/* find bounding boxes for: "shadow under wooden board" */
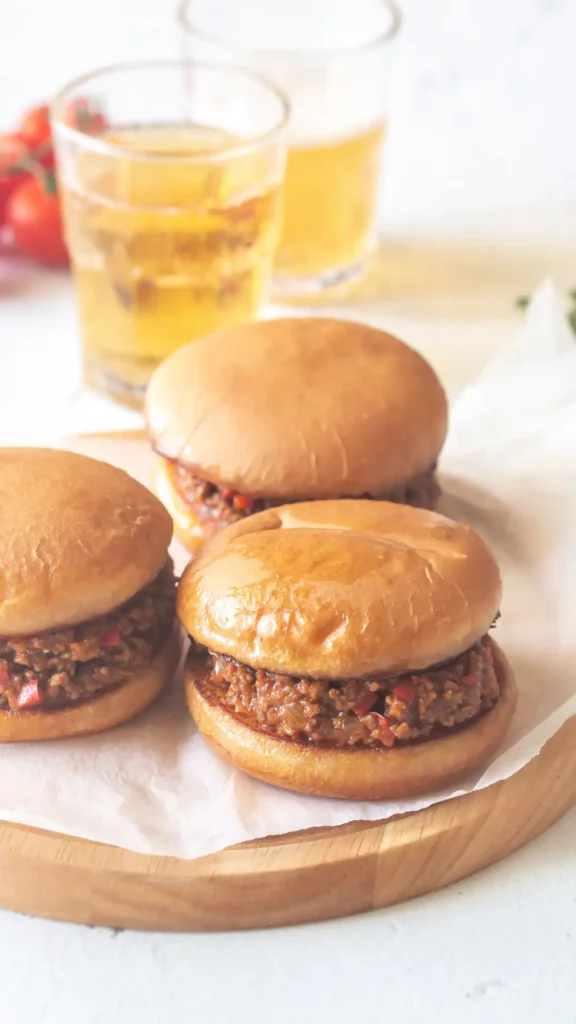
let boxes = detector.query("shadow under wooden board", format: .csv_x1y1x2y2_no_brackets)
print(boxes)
0,430,574,931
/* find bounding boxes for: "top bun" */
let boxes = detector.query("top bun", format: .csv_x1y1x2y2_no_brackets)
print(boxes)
178,500,501,680
0,448,173,636
146,318,448,498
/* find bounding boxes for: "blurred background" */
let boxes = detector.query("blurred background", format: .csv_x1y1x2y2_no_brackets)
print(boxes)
4,0,574,240
2,0,575,431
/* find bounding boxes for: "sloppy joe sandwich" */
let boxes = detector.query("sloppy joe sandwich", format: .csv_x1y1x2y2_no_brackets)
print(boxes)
178,500,516,799
146,317,448,551
0,448,179,740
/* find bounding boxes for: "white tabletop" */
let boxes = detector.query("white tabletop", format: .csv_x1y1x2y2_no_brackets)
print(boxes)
2,0,576,1021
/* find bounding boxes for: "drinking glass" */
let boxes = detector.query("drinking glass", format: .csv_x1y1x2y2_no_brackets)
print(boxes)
51,61,288,408
179,0,401,298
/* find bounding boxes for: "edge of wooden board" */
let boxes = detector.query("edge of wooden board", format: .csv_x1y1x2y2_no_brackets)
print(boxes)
0,716,574,931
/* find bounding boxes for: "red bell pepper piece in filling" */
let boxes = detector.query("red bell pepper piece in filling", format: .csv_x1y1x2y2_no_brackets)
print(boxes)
17,680,43,708
353,691,378,717
373,713,395,747
392,679,417,704
101,626,121,647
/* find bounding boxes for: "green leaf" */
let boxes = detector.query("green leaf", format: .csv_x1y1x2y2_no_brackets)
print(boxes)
515,288,576,338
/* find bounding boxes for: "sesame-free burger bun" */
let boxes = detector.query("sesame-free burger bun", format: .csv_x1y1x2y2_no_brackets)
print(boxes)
177,500,502,679
0,448,173,636
186,640,516,799
152,455,211,552
146,318,448,499
0,627,181,742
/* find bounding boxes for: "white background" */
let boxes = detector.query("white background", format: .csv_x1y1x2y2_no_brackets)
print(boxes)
1,1,576,1021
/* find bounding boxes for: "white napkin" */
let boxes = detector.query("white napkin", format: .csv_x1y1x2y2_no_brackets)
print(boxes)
0,279,575,858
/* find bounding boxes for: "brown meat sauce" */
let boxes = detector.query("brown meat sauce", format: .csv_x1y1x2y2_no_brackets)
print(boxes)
170,461,440,532
0,562,176,712
191,636,500,748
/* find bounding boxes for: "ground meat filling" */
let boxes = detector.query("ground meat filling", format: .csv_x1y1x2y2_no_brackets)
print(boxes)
0,562,176,713
191,636,500,748
170,460,440,533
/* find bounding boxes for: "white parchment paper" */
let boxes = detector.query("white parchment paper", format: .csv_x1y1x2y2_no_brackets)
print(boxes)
1,279,575,858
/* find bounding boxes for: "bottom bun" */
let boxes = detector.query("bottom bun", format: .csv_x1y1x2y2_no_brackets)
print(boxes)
186,640,517,799
152,456,208,553
0,626,181,742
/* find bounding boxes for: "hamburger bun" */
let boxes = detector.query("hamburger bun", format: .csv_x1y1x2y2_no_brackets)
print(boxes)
0,448,173,636
186,639,516,799
0,626,180,742
146,317,448,500
177,499,502,679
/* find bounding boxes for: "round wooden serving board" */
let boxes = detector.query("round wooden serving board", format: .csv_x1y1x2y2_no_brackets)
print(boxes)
0,430,573,931
0,715,573,932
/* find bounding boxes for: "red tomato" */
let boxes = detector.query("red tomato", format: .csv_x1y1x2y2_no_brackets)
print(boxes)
0,133,29,225
66,97,109,135
19,104,52,149
18,104,55,169
6,172,68,264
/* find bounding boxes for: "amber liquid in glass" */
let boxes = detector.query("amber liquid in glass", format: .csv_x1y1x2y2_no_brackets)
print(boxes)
275,123,385,285
62,125,282,406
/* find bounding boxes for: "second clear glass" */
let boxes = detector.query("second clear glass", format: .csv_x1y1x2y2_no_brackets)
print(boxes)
179,0,401,298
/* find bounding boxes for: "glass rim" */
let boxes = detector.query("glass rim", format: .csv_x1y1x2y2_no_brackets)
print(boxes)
178,0,402,60
50,59,290,163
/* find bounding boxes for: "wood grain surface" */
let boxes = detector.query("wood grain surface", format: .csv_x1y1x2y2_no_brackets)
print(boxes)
0,715,574,931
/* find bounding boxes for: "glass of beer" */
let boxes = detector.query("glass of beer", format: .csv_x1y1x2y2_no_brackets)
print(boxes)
179,0,401,298
51,62,288,407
